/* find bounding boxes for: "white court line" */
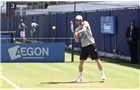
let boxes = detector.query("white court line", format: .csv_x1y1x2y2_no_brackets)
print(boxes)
2,88,139,90
0,74,21,90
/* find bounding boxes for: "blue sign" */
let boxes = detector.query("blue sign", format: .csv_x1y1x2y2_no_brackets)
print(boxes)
9,2,17,10
1,35,11,43
100,16,116,34
1,43,65,62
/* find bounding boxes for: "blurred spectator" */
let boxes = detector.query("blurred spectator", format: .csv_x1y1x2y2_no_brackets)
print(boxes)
125,20,139,64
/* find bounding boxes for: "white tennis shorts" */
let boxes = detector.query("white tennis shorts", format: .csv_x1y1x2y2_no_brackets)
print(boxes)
20,31,25,38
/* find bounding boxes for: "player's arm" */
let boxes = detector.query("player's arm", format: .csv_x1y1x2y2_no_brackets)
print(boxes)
75,26,87,36
73,32,79,43
25,24,27,29
19,25,20,29
21,23,27,30
19,24,22,30
75,21,89,35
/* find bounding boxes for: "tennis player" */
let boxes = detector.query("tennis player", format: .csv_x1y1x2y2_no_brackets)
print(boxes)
30,19,39,42
70,15,106,82
19,19,27,43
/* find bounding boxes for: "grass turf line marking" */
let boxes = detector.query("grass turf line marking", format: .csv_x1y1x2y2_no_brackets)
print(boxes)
0,74,21,90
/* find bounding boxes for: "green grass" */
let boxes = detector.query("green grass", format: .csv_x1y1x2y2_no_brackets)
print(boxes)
0,51,140,90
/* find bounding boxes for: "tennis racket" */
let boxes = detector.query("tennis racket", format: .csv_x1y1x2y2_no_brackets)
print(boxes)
70,21,78,39
70,21,74,33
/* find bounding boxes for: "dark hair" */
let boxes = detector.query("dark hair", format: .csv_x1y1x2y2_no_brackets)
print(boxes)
131,20,135,23
32,19,35,22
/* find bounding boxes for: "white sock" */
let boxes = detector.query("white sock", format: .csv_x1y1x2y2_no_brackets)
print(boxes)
100,70,104,74
78,72,82,77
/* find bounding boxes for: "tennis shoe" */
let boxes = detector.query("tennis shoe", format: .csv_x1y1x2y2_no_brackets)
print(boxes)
75,76,82,82
101,73,106,80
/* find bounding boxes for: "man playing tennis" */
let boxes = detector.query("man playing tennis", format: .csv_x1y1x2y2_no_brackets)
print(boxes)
30,19,39,42
70,15,106,82
19,19,27,43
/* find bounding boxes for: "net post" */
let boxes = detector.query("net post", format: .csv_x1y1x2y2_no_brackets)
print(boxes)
71,37,74,62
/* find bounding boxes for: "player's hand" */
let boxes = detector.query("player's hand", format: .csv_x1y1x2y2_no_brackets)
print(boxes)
73,32,79,43
128,37,132,41
74,32,78,37
74,34,77,39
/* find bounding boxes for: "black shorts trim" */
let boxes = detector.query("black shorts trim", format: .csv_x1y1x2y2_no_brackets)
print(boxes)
80,43,99,60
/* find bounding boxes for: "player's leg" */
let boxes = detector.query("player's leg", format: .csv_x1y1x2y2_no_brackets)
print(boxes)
22,31,26,43
75,60,85,82
20,31,24,43
95,58,106,80
79,60,85,72
30,30,34,42
33,32,35,42
89,44,106,80
128,43,134,63
75,47,89,82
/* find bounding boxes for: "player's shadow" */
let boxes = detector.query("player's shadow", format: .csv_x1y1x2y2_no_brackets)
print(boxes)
41,81,104,84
